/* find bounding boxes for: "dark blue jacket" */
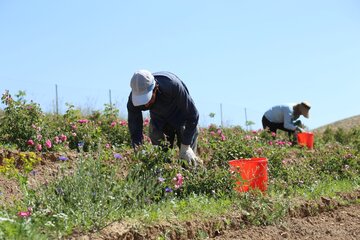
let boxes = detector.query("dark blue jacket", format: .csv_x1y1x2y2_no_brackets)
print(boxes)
127,71,199,146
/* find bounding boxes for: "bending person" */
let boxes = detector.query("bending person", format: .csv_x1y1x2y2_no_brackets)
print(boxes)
127,69,201,166
262,102,311,140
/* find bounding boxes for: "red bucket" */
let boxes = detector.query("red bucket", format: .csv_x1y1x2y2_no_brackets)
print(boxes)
297,132,314,149
229,158,268,192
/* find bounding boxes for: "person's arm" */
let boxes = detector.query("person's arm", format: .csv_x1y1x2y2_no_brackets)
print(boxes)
283,108,297,131
127,95,144,147
175,83,201,167
174,82,199,145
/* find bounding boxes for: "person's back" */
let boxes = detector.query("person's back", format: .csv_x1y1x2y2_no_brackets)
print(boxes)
148,72,198,133
264,104,293,124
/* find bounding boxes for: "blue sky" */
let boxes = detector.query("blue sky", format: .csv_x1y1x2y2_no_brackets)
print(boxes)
1,1,359,130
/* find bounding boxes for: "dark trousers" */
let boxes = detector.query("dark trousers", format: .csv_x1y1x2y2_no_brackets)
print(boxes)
149,120,198,153
262,115,294,139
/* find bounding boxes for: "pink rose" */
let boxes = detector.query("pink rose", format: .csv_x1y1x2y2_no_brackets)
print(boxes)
78,119,89,124
60,134,67,142
17,207,32,218
45,139,52,149
245,135,252,141
173,173,183,189
27,139,35,146
36,144,42,151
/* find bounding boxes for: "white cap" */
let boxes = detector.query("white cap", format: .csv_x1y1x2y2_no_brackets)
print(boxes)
130,70,155,106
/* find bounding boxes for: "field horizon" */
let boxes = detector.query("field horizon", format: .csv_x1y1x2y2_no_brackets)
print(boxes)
314,114,360,132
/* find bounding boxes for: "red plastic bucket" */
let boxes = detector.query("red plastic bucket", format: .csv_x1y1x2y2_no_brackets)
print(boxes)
228,158,268,192
297,132,314,149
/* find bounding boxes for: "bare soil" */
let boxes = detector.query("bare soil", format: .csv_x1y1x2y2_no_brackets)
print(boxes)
212,204,360,240
79,192,360,240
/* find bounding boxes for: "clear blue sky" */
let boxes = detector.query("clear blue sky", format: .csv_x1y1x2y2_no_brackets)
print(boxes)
1,1,359,130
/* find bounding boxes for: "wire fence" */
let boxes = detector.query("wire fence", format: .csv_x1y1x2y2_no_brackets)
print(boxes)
1,82,266,130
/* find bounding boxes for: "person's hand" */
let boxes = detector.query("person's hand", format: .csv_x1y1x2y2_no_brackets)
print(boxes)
179,144,203,167
296,126,304,133
294,120,302,127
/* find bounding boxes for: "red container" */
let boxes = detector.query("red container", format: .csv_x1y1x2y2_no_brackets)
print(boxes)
297,132,314,149
229,158,268,192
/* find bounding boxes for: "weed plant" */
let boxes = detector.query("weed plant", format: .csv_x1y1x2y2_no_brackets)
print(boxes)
23,152,126,237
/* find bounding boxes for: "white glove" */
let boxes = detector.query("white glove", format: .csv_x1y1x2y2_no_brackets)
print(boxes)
296,126,304,133
179,144,202,167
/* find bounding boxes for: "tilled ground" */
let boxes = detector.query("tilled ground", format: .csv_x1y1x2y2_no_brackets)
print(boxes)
212,203,360,240
79,192,360,240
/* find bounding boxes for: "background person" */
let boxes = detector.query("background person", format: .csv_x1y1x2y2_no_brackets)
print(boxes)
262,102,311,140
127,69,201,166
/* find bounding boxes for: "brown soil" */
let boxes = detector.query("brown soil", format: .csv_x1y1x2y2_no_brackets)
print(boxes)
75,192,360,240
0,150,79,206
213,204,360,240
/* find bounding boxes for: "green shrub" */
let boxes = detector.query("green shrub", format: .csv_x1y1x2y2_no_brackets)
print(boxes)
62,104,103,152
98,104,130,147
0,90,44,151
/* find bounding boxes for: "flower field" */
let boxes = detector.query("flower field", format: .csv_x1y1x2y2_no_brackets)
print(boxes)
0,91,359,239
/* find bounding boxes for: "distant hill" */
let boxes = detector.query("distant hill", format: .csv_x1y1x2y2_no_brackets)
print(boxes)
314,115,360,133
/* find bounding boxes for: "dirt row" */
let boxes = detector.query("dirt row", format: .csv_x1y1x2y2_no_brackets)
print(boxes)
214,203,360,240
74,190,360,240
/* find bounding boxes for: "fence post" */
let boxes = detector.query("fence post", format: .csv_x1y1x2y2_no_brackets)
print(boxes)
55,84,59,115
109,89,112,108
245,108,248,130
220,103,223,128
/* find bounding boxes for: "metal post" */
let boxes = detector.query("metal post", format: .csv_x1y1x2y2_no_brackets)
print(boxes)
245,108,248,130
220,103,223,128
55,84,59,115
109,89,112,107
